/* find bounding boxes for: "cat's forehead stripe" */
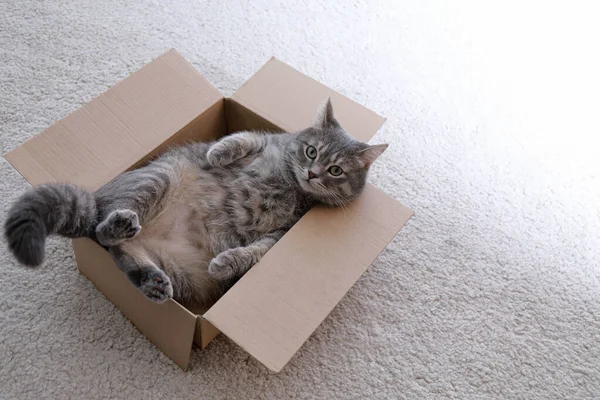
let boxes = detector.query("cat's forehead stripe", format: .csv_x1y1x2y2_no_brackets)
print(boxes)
329,152,341,165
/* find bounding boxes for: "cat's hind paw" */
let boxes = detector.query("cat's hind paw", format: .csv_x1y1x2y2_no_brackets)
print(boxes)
96,209,141,246
133,268,173,303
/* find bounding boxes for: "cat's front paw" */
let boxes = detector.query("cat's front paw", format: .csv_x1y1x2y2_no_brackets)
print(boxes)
209,248,249,281
208,252,237,281
206,143,234,167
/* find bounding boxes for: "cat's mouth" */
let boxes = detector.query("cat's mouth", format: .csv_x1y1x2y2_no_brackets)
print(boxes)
294,170,320,193
292,166,329,196
298,177,315,192
305,177,327,194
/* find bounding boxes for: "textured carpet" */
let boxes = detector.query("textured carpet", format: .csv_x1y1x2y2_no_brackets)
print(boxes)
1,1,599,399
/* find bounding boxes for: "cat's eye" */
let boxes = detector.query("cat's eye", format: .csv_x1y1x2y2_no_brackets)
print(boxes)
305,146,318,159
328,165,343,176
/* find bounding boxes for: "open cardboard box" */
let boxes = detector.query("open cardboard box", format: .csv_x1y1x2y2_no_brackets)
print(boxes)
5,50,413,372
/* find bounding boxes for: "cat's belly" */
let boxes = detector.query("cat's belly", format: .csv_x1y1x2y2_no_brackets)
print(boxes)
123,159,303,268
135,204,213,271
131,163,218,271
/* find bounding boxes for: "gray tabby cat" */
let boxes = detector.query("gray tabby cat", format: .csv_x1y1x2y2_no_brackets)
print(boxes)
4,99,387,307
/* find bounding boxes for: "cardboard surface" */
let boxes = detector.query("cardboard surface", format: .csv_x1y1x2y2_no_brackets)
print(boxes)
73,239,197,370
195,318,221,350
204,185,413,372
4,49,413,372
225,98,282,134
231,57,386,141
5,49,223,191
130,99,226,170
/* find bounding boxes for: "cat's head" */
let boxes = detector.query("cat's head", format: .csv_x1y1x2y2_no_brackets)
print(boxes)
288,98,388,206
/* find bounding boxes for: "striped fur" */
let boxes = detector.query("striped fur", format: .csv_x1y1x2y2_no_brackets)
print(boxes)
4,184,97,266
4,100,387,307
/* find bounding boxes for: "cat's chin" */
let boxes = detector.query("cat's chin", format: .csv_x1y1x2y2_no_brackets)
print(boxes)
297,179,317,195
293,172,337,201
296,180,343,206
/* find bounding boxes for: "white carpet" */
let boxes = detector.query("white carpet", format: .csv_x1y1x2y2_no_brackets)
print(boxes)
1,1,599,398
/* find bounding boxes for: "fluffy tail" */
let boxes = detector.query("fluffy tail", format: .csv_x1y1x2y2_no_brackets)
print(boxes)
4,183,97,267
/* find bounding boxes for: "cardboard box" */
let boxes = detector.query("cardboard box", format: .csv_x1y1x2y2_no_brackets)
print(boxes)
4,50,413,372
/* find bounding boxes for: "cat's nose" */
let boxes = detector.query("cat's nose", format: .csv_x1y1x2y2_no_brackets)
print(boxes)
308,170,317,180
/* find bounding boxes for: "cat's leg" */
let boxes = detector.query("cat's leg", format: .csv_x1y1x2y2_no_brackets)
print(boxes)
94,164,173,246
109,244,173,302
206,131,266,167
208,229,286,281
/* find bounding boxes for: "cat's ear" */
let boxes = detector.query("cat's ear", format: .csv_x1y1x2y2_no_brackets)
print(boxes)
358,144,388,168
313,98,340,130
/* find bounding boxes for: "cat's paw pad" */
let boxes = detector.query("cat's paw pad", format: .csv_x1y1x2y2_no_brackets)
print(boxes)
206,144,233,167
106,209,141,240
208,251,238,281
138,269,173,303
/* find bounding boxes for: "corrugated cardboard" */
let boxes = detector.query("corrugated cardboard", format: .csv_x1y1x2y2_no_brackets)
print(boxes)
5,49,225,190
230,57,386,141
4,49,413,372
204,186,412,372
73,238,198,369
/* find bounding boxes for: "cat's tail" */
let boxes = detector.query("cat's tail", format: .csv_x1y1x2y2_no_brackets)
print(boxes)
4,183,97,267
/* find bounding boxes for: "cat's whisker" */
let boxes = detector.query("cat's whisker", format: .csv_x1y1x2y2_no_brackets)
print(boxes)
323,191,351,214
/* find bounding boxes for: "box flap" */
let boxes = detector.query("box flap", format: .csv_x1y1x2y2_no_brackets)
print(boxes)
230,58,385,142
204,185,413,372
73,238,197,370
195,317,221,350
4,49,223,191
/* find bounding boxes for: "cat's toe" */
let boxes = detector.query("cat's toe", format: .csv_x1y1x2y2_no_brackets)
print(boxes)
208,257,235,281
139,269,173,302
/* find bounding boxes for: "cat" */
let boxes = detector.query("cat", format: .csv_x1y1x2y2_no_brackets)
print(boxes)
4,99,388,307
